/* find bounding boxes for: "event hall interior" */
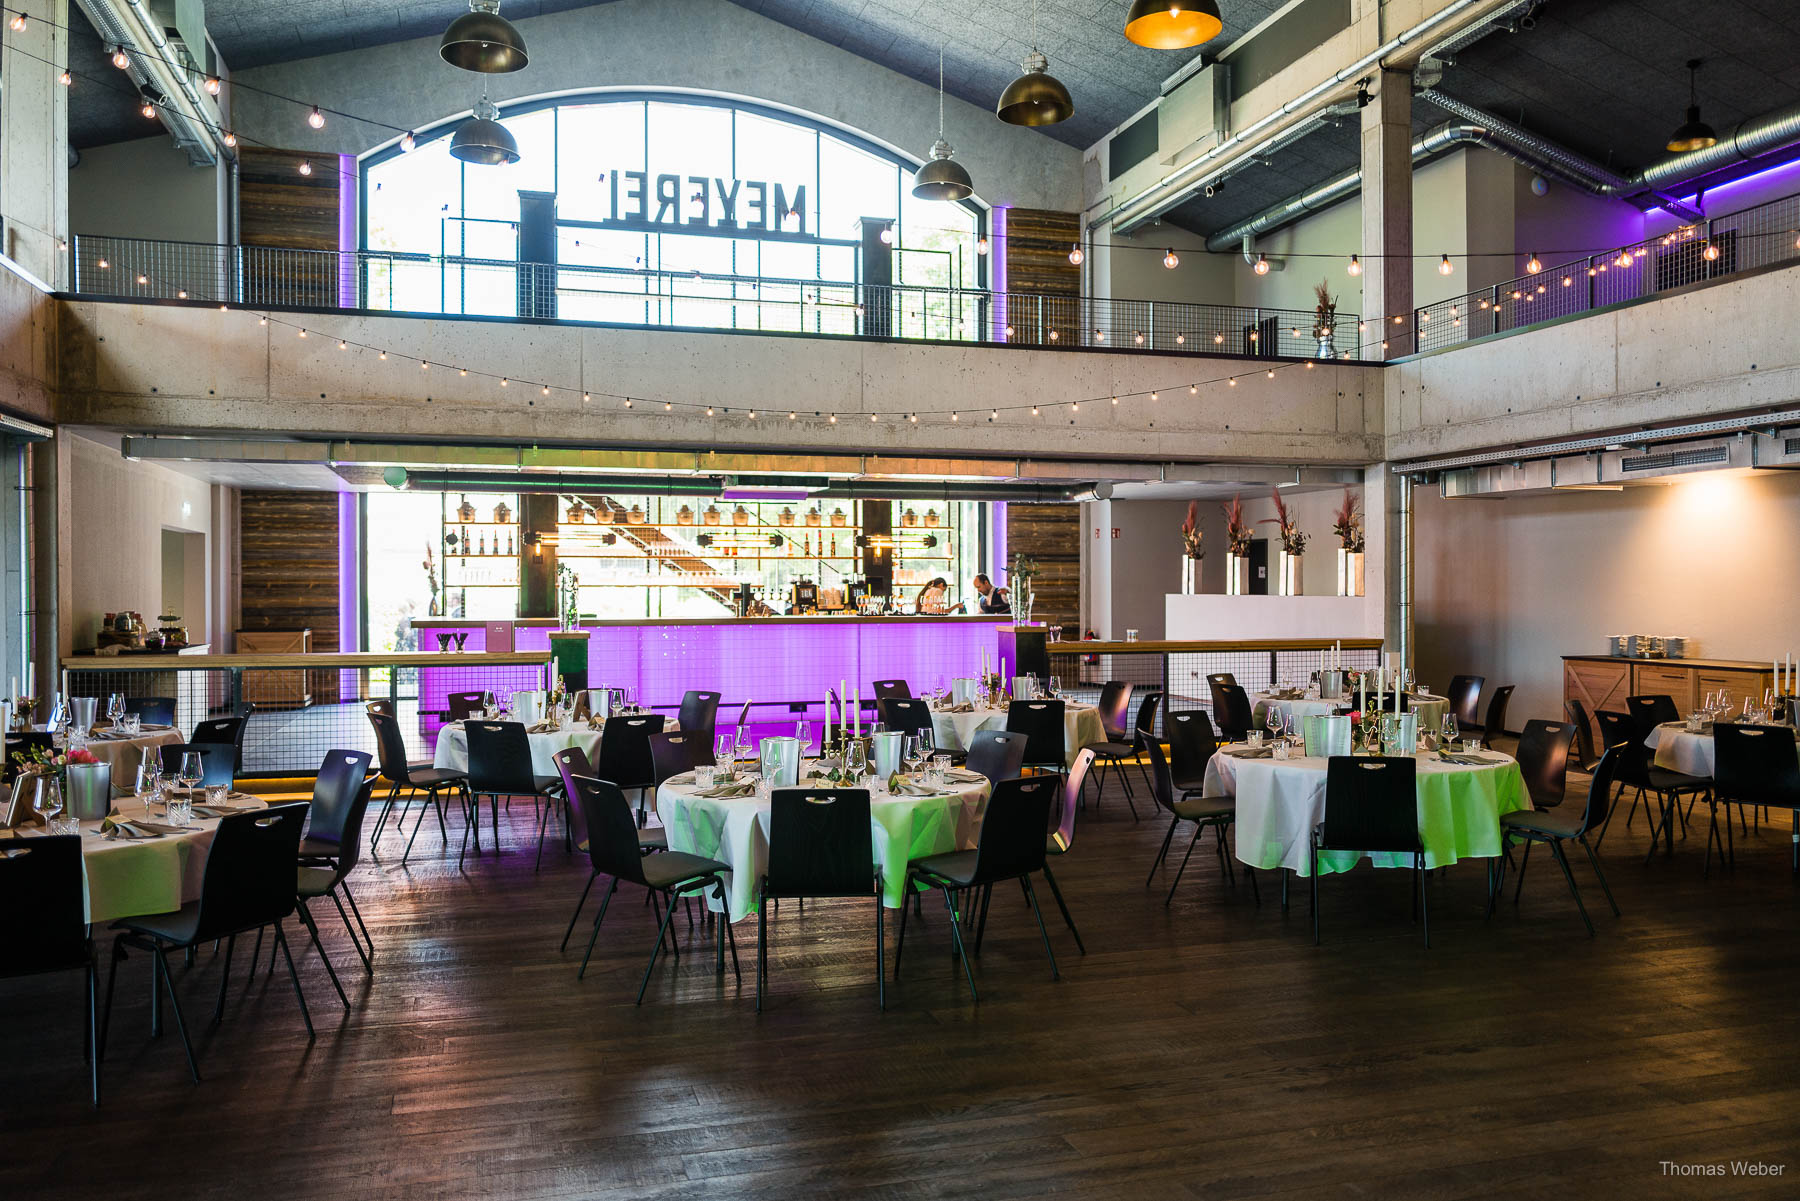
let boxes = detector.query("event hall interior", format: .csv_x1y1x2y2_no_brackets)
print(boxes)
3,0,1800,1196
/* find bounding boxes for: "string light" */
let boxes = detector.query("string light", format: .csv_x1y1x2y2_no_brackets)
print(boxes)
1162,248,1179,269
1150,391,1159,401
135,274,147,284
976,236,989,256
869,412,878,421
499,376,507,385
176,289,187,299
1175,333,1185,344
1067,243,1084,266
1214,333,1224,344
1031,405,1040,416
9,12,26,33
1048,329,1058,340
1110,396,1118,406
542,385,550,395
1095,329,1105,341
1347,254,1362,276
222,130,237,148
1438,254,1454,276
1253,253,1270,275
1526,253,1542,273
59,69,71,85
1188,385,1196,395
829,413,837,423
1228,378,1236,386
140,97,156,118
420,360,428,369
706,406,714,416
378,349,388,359
297,328,307,338
789,411,797,420
307,106,326,129
204,75,222,96
746,409,756,419
878,227,895,245
951,411,959,421
1266,369,1275,378
401,131,417,153
1134,331,1145,344
298,159,313,176
110,46,129,69
1703,241,1720,261
1003,324,1014,338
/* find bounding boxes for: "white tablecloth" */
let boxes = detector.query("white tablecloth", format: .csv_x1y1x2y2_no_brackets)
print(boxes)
1643,723,1800,778
661,771,991,920
928,703,1105,767
1204,748,1529,876
433,722,604,776
1,794,266,923
1250,695,1342,732
80,729,186,791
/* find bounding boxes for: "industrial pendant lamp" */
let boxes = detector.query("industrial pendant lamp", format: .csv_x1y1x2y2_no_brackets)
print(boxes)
451,91,520,165
1665,59,1717,153
914,48,974,200
1124,0,1223,50
997,0,1073,127
440,0,529,73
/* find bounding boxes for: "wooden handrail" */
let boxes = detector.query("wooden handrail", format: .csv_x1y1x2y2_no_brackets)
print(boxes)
62,652,552,669
1046,637,1384,655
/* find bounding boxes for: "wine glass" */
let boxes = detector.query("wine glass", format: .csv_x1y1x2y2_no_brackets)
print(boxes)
1047,674,1061,698
1441,710,1459,749
795,719,812,760
35,776,63,830
135,760,160,820
933,674,948,703
715,732,736,769
1265,706,1283,745
845,739,868,781
107,692,126,728
178,750,204,803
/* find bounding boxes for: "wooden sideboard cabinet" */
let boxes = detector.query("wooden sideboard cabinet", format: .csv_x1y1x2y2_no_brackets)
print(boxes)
1564,655,1774,750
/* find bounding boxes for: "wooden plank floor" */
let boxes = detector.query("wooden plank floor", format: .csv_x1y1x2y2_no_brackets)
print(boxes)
4,770,1798,1199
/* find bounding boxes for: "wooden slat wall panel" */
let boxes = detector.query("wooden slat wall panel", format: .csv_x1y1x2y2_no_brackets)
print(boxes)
239,491,339,704
237,145,340,306
1008,502,1080,638
1004,208,1080,346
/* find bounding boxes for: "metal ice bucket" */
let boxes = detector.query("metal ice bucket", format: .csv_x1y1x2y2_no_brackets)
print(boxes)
1302,714,1353,758
512,691,545,726
870,730,905,777
758,736,801,787
1381,712,1419,756
1317,670,1345,700
951,678,978,705
66,762,113,821
70,696,97,733
1012,675,1036,701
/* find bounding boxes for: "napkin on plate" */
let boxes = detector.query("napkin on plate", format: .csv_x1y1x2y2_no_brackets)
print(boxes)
696,780,757,799
944,768,985,783
664,771,697,786
1224,746,1273,759
887,780,943,797
192,805,258,819
99,816,165,840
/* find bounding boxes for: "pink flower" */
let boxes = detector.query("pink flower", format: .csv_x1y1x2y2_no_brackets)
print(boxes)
65,748,100,765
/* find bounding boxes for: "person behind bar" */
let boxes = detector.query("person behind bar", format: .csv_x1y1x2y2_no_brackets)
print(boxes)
972,573,1010,614
916,577,950,614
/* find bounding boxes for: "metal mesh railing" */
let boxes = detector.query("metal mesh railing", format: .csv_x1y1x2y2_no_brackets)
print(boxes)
1413,188,1800,354
68,235,1365,362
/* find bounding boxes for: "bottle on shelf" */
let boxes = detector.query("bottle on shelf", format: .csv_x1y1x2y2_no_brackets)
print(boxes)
506,532,514,556
478,531,486,556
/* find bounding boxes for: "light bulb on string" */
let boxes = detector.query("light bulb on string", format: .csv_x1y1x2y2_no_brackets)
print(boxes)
1068,243,1084,266
1162,248,1179,269
59,70,72,86
378,350,388,360
1253,254,1269,275
9,12,27,33
1347,254,1362,276
308,107,326,130
1438,254,1454,276
222,130,237,147
1213,333,1223,344
1526,253,1542,273
141,97,156,119
204,76,222,96
878,227,894,246
401,132,417,153
1175,333,1185,344
1703,241,1720,261
976,236,989,256
111,46,129,69
298,159,313,176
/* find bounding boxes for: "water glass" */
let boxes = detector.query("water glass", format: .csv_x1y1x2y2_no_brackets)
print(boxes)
122,713,141,737
1272,740,1290,761
166,792,193,828
1463,738,1482,754
695,764,717,789
1246,730,1264,748
1686,712,1703,732
134,761,159,819
930,753,950,787
206,783,229,808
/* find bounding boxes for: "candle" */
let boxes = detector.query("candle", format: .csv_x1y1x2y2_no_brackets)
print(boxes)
824,692,832,745
1334,640,1340,670
26,663,34,699
1320,649,1327,676
1358,674,1365,715
854,686,860,735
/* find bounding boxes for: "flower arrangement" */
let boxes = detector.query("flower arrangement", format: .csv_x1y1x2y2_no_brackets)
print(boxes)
1312,279,1337,342
1332,488,1364,552
9,744,98,776
1009,552,1040,582
1180,500,1204,560
1261,488,1308,555
1222,495,1253,556
557,562,580,631
423,543,441,616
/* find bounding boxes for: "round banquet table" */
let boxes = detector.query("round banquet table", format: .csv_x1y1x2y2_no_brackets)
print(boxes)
0,793,267,923
434,717,682,775
928,702,1104,767
1203,747,1529,876
1406,693,1450,732
8,726,184,793
660,770,992,920
1643,722,1800,778
1250,694,1342,731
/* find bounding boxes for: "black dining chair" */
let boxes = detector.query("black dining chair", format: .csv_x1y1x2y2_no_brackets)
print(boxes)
758,787,884,1011
1145,738,1244,905
295,749,378,976
1594,709,1710,858
122,697,177,726
1626,694,1681,734
565,774,736,1001
872,679,911,701
1005,699,1065,775
1565,697,1600,772
966,730,1027,784
1479,685,1515,746
445,691,487,722
677,691,721,758
462,721,561,869
1491,746,1621,936
552,746,673,951
877,697,934,739
1446,676,1485,734
596,713,667,828
1312,756,1427,947
1205,672,1237,698
366,707,467,863
1514,719,1576,811
1165,709,1219,804
293,755,378,1004
1211,682,1256,743
648,730,702,791
0,834,100,1105
898,774,1063,1003
1083,682,1143,820
190,716,249,774
1041,748,1093,954
1708,723,1800,877
105,803,314,1082
157,742,236,790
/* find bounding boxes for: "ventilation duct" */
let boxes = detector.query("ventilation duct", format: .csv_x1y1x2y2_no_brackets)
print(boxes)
1435,430,1800,497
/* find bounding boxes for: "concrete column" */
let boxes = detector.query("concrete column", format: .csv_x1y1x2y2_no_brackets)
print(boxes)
1,0,70,286
1360,67,1412,359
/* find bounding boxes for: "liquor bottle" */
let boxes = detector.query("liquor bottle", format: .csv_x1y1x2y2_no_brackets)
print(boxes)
478,531,486,556
507,532,514,556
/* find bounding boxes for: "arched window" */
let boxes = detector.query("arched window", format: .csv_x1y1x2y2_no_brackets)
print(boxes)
361,92,986,337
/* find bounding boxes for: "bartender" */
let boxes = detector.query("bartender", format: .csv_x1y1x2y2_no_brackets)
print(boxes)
972,573,1010,614
916,577,950,614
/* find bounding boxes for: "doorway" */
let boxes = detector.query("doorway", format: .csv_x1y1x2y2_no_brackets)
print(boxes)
161,529,208,645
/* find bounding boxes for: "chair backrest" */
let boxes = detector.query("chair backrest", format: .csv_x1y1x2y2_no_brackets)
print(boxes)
1166,708,1218,792
192,803,308,943
446,691,487,722
123,696,176,726
552,746,595,850
0,834,90,976
766,788,874,899
1625,694,1679,736
1130,689,1164,746
1320,756,1420,853
1578,746,1624,836
1593,708,1650,787
1515,719,1575,810
190,717,243,748
568,774,651,886
464,721,539,795
872,679,911,700
1713,723,1800,808
878,698,934,737
158,742,236,789
1564,697,1596,765
966,730,1027,784
1205,672,1237,691
305,748,375,854
677,691,721,742
365,699,396,719
648,731,700,786
1143,737,1179,816
1446,676,1484,727
969,775,1056,883
1481,685,1516,744
1052,749,1094,854
1005,699,1066,767
366,707,412,783
1094,681,1134,740
1212,683,1254,740
596,714,666,789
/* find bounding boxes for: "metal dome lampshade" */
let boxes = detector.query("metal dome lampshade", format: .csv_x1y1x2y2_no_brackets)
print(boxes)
451,95,520,165
997,0,1073,127
441,1,529,73
1124,0,1223,50
914,49,974,201
1665,59,1718,153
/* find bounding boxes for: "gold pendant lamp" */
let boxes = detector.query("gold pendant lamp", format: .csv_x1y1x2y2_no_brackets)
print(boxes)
1124,1,1224,50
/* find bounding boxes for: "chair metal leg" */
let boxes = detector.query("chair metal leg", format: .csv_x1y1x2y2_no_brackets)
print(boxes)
1513,840,1533,907
973,883,994,954
942,885,978,1003
875,884,886,1011
328,890,372,973
1146,818,1179,887
1164,822,1205,907
1548,838,1594,937
1578,834,1620,916
1039,861,1085,953
87,959,101,1106
562,871,598,951
577,877,618,979
1021,875,1058,980
635,889,680,1005
156,947,201,1083
296,901,349,1009
273,921,314,1038
1310,846,1320,943
718,886,741,981
894,874,913,980
1703,801,1721,880
1417,853,1430,948
1212,821,1237,885
756,896,768,1013
214,934,235,1022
